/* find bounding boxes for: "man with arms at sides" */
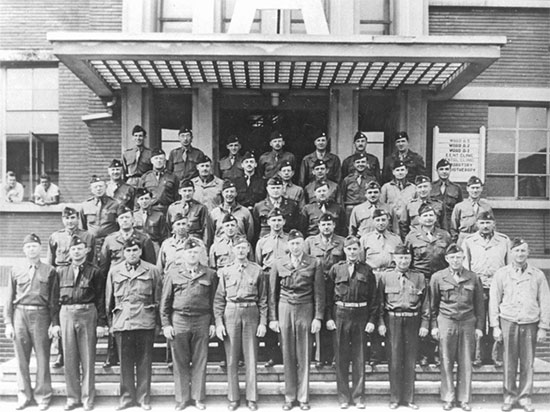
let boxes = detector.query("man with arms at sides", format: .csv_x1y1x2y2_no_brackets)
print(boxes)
122,125,152,187
235,151,267,212
218,135,244,181
191,154,224,211
303,159,342,205
341,152,378,222
258,131,296,180
167,126,205,181
380,160,416,235
140,148,180,214
349,181,393,239
431,159,463,233
106,159,135,209
301,180,346,238
299,130,341,186
133,187,170,253
383,132,426,184
278,160,305,209
341,131,380,182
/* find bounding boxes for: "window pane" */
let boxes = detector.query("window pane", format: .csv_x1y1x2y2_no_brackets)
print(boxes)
518,107,547,129
33,68,58,89
487,130,515,153
360,0,387,21
162,21,192,32
486,153,515,173
518,153,546,174
6,90,32,110
6,112,33,134
32,112,59,134
33,89,59,110
7,69,32,90
518,130,547,153
359,24,388,35
162,0,193,18
223,0,236,16
518,176,547,198
488,106,515,128
485,176,515,197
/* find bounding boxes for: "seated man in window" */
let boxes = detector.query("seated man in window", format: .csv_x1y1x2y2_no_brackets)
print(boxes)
33,173,60,205
0,170,24,203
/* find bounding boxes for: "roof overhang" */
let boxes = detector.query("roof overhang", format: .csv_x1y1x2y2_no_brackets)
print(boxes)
47,32,506,99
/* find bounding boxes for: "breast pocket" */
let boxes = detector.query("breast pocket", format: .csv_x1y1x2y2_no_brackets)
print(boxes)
225,278,238,296
440,284,456,302
197,278,212,294
462,284,474,299
278,269,292,288
407,285,424,306
135,274,153,296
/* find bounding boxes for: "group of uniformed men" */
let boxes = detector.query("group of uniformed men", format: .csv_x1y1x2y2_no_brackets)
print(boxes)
4,125,550,412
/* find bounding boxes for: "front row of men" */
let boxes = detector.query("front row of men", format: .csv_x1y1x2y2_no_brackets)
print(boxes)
5,227,549,412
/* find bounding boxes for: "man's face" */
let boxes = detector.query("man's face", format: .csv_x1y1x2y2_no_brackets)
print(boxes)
40,178,50,189
373,215,389,232
266,184,283,198
288,238,304,256
344,243,360,262
318,220,335,237
133,131,145,146
233,242,250,260
179,187,194,202
445,251,464,271
392,166,408,180
478,219,495,235
123,245,141,265
314,185,329,202
151,155,166,170
90,181,106,197
227,142,241,156
7,175,16,188
278,166,294,181
314,136,328,151
511,244,529,265
62,214,79,230
394,254,412,271
69,243,87,262
172,219,188,237
467,184,483,200
179,132,193,147
117,212,134,230
354,137,367,152
222,188,237,203
419,211,437,227
108,167,123,181
354,158,367,173
437,165,451,180
313,165,327,180
242,158,256,173
183,247,201,265
366,188,380,203
268,216,285,232
23,242,41,260
270,138,284,151
196,162,211,178
137,194,152,210
223,221,238,237
395,137,409,152
416,182,432,199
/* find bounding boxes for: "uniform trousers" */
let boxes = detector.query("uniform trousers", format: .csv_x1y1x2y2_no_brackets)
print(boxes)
438,316,476,403
500,319,538,406
279,301,314,404
334,306,368,404
262,270,281,364
475,288,502,364
60,304,97,407
13,306,52,405
114,329,154,406
223,303,260,402
386,313,420,404
171,313,210,404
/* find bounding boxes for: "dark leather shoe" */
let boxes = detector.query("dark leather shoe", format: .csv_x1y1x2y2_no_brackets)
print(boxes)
339,403,349,409
501,404,513,412
195,401,206,410
141,404,152,411
443,402,454,411
247,401,258,411
264,359,275,367
219,360,227,369
167,362,173,370
64,403,83,411
407,403,419,410
103,359,118,368
282,403,293,411
53,354,64,368
315,361,323,369
522,405,535,412
494,360,504,368
238,360,245,367
300,403,310,411
460,403,472,411
228,401,239,411
389,403,399,410
472,359,482,367
419,356,429,367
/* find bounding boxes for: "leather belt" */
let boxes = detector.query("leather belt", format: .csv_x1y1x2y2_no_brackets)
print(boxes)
336,301,368,308
227,301,257,307
16,305,46,310
388,311,418,317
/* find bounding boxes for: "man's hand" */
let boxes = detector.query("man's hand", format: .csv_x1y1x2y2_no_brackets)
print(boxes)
269,321,280,333
96,326,106,338
419,327,429,338
493,326,503,342
537,328,547,344
256,324,266,338
378,325,386,337
326,320,336,331
4,324,14,340
163,325,175,340
311,319,321,334
209,325,216,339
48,325,61,339
475,329,483,339
365,322,375,333
431,328,440,341
216,324,226,341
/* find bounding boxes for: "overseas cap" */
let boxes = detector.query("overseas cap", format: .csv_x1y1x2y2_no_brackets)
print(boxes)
436,159,451,169
178,126,192,134
117,205,133,217
477,210,495,221
242,151,255,161
353,152,367,162
267,176,283,186
354,131,367,142
267,208,284,219
279,160,293,170
226,135,239,145
232,235,248,246
183,237,201,250
196,154,211,165
135,187,152,199
222,180,236,191
467,176,483,186
288,229,304,241
123,237,141,250
394,131,409,142
313,159,326,169
222,214,238,224
23,233,41,245
62,207,78,217
89,175,104,184
132,125,146,135
172,213,188,224
151,148,166,157
391,159,407,170
109,159,123,168
445,243,463,256
415,175,431,185
314,180,329,191
418,203,435,216
69,236,86,248
372,208,389,219
319,213,336,223
511,237,527,250
366,181,381,190
394,244,411,255
269,131,283,141
179,179,194,189
343,235,360,247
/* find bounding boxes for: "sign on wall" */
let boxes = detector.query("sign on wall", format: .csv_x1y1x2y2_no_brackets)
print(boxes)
432,126,486,183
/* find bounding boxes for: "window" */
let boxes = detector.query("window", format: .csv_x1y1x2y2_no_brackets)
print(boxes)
358,0,391,35
486,106,549,199
159,0,193,33
221,0,260,33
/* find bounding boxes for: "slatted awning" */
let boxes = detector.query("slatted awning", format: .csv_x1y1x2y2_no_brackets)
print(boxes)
48,33,506,98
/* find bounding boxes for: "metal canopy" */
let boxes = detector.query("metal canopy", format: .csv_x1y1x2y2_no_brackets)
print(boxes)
47,33,506,98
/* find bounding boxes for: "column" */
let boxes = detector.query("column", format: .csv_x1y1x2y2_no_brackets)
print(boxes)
329,86,359,160
121,85,156,151
393,0,428,36
192,84,216,159
122,0,157,32
398,89,428,157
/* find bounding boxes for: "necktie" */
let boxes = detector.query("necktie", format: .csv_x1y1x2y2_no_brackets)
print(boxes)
320,202,327,214
230,157,235,166
440,182,446,195
274,153,279,163
28,265,36,283
136,147,142,163
246,176,251,187
292,257,299,269
473,202,479,216
357,175,362,187
348,262,354,276
72,265,80,283
453,272,460,284
182,150,188,163
426,231,434,242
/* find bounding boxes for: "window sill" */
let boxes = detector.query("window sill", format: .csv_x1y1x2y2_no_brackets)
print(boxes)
0,202,77,213
488,199,550,210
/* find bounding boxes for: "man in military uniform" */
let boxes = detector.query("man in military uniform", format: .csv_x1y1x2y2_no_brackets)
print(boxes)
167,127,205,181
122,125,152,187
160,238,217,411
303,159,342,205
209,214,250,270
57,236,107,411
301,180,345,238
269,229,325,411
304,214,345,368
380,160,417,235
299,130,341,186
4,234,59,411
106,159,135,209
106,238,162,411
133,188,170,252
463,211,509,367
451,176,493,245
235,151,267,212
400,175,444,239
253,176,300,240
430,244,485,412
167,179,210,246
490,238,550,412
218,135,244,180
191,154,224,211
140,148,179,213
405,204,452,366
79,175,119,259
349,181,393,238
341,131,380,180
430,159,463,232
342,152,378,221
258,131,296,180
278,160,305,209
325,235,377,409
214,236,267,411
377,244,429,410
255,208,288,367
383,132,426,184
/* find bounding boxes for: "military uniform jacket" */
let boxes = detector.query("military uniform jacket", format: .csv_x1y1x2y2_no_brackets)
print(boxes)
326,261,378,323
405,227,451,277
106,180,135,209
218,154,244,181
400,197,444,239
160,263,218,326
57,261,107,326
451,198,493,243
342,171,377,207
380,180,417,234
99,230,156,276
360,230,402,270
191,175,224,211
235,173,267,210
133,208,170,244
255,232,289,271
269,254,325,321
304,179,342,205
462,231,510,288
430,179,463,232
299,151,342,186
300,201,346,237
140,168,179,208
349,201,393,238
430,268,485,330
258,150,296,180
208,203,255,242
282,182,305,209
383,150,426,184
167,145,205,181
47,228,96,267
303,234,345,276
157,235,209,271
341,152,380,183
123,146,152,178
253,196,300,239
214,261,268,326
80,195,119,240
106,260,162,332
167,199,210,244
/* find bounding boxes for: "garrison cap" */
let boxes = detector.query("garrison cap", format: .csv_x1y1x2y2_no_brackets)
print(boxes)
132,125,146,135
511,237,527,250
394,244,411,255
391,159,407,170
415,175,431,185
69,236,86,248
123,237,141,250
226,135,239,145
319,213,336,223
172,213,188,224
62,206,78,217
418,203,435,216
117,205,133,217
196,154,211,165
394,131,409,142
242,151,256,161
353,131,367,142
372,208,389,219
366,181,381,191
183,237,201,250
314,180,329,191
267,176,283,186
279,160,294,170
23,233,41,245
353,152,367,162
179,179,194,189
222,214,238,224
178,126,192,135
232,235,248,246
89,175,104,184
288,229,304,241
151,148,166,158
269,130,283,141
109,159,123,168
222,179,236,191
313,159,326,169
467,176,483,186
267,208,284,219
445,243,463,256
436,158,451,169
313,130,327,141
135,187,152,199
477,210,495,221
343,235,360,247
